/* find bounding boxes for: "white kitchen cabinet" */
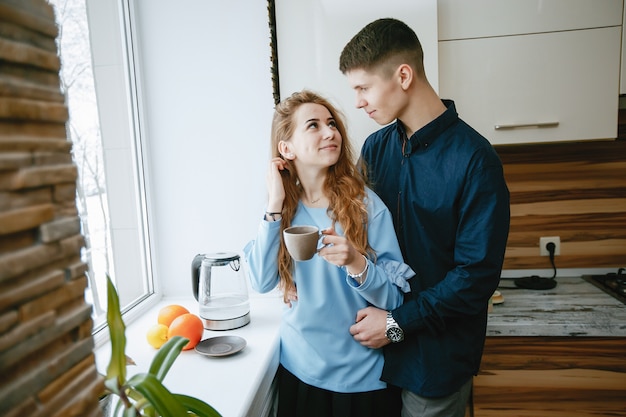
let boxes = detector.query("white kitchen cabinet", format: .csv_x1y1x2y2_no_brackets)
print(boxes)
621,1,626,95
438,0,623,144
438,0,622,40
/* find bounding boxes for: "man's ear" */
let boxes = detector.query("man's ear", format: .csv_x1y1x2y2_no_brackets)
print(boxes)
279,141,295,159
397,64,414,90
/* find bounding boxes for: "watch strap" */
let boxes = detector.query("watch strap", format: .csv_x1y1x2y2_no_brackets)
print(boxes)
386,311,404,342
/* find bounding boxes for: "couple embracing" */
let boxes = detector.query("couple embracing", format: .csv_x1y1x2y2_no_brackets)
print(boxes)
244,18,510,417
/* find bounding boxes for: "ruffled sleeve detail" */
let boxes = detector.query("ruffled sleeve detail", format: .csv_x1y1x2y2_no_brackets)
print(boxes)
378,259,414,293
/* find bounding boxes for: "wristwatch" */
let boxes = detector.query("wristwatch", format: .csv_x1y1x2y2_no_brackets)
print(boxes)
385,311,404,343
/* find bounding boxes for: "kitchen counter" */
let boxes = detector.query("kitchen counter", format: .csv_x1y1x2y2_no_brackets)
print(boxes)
476,277,626,416
95,277,626,416
95,290,284,417
490,276,626,337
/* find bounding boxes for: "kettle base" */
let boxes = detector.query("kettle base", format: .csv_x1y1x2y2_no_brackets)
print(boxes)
201,312,250,331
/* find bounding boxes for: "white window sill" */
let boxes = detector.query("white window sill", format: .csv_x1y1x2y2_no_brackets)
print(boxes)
94,291,283,416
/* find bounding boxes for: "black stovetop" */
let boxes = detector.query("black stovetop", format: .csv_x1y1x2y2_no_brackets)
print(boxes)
582,268,626,305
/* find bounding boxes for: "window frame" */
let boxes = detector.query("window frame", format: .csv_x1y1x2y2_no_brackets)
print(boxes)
85,0,160,346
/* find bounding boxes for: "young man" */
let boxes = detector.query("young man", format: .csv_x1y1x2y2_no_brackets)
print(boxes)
340,18,510,417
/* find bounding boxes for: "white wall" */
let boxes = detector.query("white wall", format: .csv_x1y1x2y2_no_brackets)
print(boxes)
132,1,441,298
132,1,274,297
126,1,614,299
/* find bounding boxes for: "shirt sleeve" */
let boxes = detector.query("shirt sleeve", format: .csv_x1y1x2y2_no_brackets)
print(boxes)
242,217,281,293
350,190,415,309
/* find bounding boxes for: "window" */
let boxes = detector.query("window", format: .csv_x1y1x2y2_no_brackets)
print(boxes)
49,0,157,345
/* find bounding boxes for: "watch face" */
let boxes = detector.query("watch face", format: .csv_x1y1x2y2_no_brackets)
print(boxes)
386,327,404,343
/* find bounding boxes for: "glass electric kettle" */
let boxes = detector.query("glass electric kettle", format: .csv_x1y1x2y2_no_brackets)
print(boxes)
191,252,250,330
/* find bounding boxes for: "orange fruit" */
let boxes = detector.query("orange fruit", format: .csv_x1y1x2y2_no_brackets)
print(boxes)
167,313,204,350
146,323,169,349
157,304,190,327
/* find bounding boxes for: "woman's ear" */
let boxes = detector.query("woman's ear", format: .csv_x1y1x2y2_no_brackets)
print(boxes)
279,141,295,159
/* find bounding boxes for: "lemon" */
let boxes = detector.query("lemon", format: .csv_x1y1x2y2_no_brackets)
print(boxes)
146,323,169,349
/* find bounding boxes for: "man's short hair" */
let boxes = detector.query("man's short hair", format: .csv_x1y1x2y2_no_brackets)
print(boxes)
339,18,424,78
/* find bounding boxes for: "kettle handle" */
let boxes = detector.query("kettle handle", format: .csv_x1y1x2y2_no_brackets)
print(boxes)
191,254,204,301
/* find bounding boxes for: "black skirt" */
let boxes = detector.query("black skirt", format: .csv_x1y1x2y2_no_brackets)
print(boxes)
276,365,402,417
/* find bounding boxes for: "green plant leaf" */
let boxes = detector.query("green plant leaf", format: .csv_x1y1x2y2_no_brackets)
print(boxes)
122,406,137,417
174,394,222,417
102,276,220,415
127,373,188,417
112,397,124,417
104,377,121,396
148,335,189,382
105,274,127,385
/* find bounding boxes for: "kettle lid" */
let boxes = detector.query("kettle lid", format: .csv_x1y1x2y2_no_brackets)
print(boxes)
200,252,241,269
202,252,240,262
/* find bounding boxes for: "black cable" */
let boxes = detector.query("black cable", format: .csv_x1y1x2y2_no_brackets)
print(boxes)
513,241,558,290
547,242,557,279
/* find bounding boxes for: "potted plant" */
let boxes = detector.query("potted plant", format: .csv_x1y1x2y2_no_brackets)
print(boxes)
101,275,221,416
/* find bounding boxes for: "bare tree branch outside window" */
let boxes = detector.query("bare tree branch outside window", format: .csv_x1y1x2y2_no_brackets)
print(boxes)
49,0,112,320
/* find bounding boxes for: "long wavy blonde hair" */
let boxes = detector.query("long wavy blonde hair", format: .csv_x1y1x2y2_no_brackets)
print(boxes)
271,90,373,301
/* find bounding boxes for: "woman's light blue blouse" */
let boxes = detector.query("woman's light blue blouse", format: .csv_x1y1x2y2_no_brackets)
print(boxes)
244,188,413,393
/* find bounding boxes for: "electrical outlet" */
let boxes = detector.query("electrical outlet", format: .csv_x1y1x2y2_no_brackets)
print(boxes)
540,236,560,256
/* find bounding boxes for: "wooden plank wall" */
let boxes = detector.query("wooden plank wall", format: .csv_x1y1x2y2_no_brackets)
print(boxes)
0,1,103,415
473,336,626,417
494,139,626,270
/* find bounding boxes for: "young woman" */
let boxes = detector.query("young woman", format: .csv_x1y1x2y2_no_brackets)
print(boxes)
244,90,413,417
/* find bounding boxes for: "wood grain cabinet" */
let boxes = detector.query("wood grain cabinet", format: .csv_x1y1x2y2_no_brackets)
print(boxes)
472,336,626,416
438,0,623,144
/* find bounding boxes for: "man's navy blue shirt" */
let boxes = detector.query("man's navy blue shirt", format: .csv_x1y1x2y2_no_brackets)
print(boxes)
361,100,510,397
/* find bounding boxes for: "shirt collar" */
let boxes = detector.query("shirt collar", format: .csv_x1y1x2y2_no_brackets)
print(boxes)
395,99,458,153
